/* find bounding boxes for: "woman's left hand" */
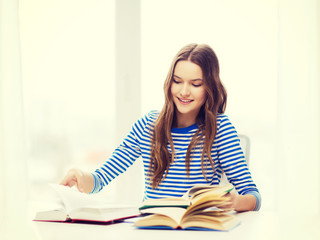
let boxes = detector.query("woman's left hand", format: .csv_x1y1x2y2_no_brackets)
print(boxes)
226,191,256,212
227,191,239,209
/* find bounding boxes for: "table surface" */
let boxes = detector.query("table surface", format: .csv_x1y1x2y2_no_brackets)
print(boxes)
31,210,320,240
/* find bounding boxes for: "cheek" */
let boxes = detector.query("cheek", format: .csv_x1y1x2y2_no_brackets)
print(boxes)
170,84,178,96
197,88,207,103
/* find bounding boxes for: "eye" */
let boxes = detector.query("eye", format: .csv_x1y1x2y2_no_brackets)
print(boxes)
192,83,203,87
173,79,181,84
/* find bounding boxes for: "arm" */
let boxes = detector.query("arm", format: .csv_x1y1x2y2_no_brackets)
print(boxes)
90,112,151,193
216,115,261,211
60,112,152,193
228,191,258,211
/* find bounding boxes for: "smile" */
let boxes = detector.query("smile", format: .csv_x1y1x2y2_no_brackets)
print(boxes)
177,97,193,104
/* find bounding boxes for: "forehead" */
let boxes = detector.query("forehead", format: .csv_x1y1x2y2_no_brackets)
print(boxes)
174,60,203,80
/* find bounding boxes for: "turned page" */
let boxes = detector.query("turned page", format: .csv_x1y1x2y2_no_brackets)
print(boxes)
140,207,187,224
50,184,106,213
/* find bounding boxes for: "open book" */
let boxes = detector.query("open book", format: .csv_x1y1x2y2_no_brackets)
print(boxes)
135,184,239,231
33,184,140,224
139,184,234,210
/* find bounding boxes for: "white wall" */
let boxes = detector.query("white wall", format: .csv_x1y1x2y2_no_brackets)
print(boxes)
276,0,320,213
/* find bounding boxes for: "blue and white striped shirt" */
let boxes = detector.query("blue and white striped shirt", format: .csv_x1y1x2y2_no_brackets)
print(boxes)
91,111,261,211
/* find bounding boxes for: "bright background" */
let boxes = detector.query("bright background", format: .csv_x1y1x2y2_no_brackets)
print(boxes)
0,0,319,239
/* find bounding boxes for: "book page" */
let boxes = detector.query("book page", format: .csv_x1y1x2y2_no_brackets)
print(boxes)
184,183,234,198
69,206,140,222
140,207,186,224
50,184,107,213
140,197,190,210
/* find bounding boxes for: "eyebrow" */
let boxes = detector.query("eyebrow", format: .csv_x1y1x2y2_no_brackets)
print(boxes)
173,75,203,82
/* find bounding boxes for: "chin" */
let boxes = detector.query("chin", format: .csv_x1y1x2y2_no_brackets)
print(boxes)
176,108,196,116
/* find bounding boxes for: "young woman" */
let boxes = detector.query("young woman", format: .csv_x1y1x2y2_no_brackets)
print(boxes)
61,43,261,212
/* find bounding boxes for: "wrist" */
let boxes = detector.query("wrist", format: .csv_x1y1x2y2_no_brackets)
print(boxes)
89,172,103,194
234,194,256,212
82,172,94,194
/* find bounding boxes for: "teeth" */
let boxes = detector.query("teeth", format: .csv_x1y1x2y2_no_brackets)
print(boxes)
180,98,192,103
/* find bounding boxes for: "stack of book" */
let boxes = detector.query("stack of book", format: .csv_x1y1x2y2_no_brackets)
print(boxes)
135,184,240,231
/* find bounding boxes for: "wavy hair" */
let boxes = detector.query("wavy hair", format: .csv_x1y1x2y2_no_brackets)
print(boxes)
149,43,227,188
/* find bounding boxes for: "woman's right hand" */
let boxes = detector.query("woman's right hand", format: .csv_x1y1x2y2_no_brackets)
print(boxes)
60,168,94,194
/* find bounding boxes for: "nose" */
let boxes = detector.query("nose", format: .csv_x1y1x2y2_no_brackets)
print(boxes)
180,83,190,97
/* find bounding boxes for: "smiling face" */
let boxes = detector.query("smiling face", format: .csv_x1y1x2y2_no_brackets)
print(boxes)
171,60,207,128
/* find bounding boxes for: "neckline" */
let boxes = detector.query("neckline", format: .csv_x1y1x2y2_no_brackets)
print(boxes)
171,123,198,133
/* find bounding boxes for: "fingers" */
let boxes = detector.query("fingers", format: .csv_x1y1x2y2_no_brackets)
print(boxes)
59,173,73,187
60,168,84,192
73,169,84,192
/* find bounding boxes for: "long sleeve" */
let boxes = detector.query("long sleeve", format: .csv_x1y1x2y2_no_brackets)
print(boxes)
216,115,261,211
90,113,151,193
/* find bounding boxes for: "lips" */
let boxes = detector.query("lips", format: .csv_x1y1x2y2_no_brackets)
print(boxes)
177,97,193,105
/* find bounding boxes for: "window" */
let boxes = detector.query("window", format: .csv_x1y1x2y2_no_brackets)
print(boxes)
20,0,116,199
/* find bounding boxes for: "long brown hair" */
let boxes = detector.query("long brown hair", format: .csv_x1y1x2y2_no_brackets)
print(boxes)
149,43,227,188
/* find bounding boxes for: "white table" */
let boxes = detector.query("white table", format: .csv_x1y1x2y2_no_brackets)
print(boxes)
31,210,320,240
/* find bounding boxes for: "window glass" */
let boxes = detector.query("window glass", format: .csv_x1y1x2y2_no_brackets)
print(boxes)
20,0,116,199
